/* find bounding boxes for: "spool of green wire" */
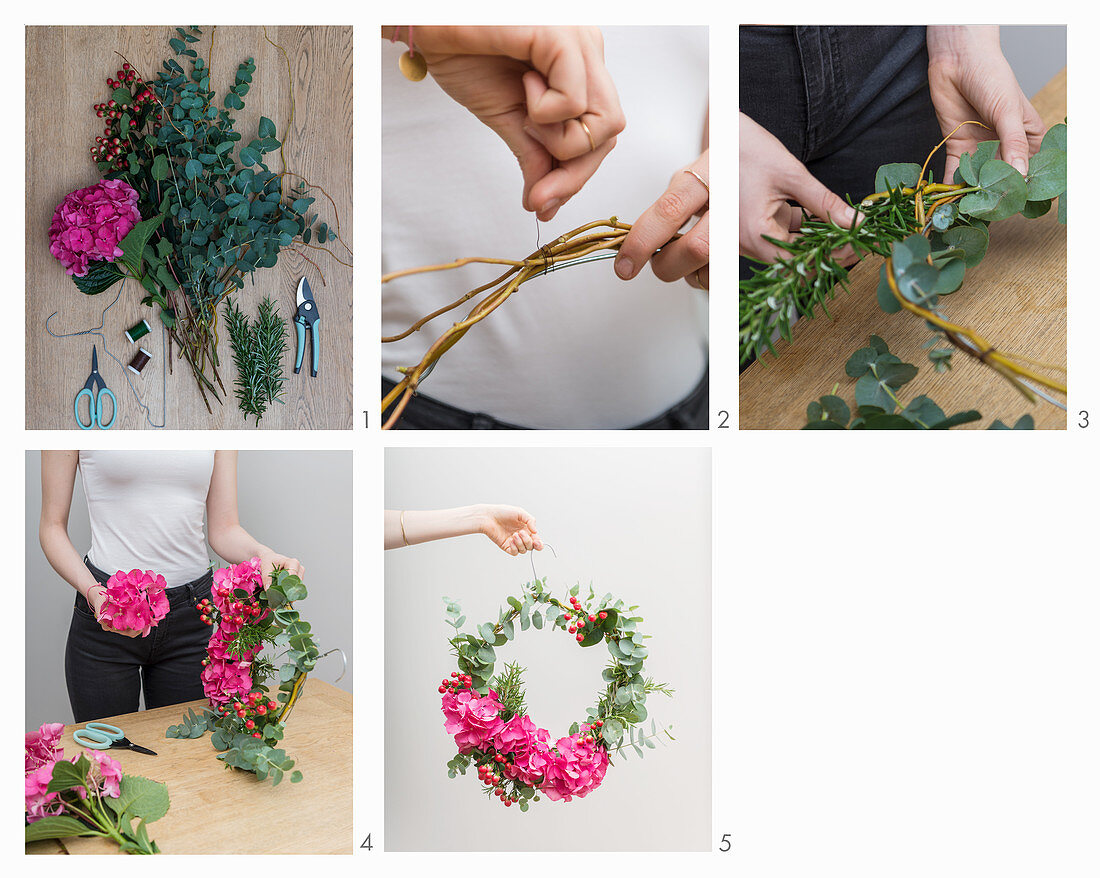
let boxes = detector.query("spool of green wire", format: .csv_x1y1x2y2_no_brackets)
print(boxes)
125,319,151,344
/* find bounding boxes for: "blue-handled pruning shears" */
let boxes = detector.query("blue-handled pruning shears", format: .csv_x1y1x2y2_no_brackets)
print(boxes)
74,346,117,429
72,722,157,756
294,276,320,377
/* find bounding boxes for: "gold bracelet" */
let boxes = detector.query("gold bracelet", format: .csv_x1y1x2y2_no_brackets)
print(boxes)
400,510,410,546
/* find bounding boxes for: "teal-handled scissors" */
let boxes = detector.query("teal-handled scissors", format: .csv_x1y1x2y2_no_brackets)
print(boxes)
72,722,157,756
74,346,117,429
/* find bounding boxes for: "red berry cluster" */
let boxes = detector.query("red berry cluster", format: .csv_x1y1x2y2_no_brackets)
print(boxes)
438,671,473,694
213,691,281,738
564,596,609,644
195,595,266,628
580,718,605,745
476,758,522,807
90,62,164,170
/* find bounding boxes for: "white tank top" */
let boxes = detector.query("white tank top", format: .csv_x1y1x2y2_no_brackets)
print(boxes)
78,450,214,587
382,26,709,428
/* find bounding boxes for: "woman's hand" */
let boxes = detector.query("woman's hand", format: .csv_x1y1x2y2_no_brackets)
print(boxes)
258,552,305,580
738,113,858,265
616,149,710,289
387,26,625,221
927,26,1046,183
86,585,141,638
477,505,544,556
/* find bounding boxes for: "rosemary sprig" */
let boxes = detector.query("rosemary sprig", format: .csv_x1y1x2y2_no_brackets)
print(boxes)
739,187,923,367
491,661,528,721
224,295,288,424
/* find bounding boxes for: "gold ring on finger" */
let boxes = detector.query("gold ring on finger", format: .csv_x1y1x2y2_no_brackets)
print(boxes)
577,117,597,152
683,168,710,194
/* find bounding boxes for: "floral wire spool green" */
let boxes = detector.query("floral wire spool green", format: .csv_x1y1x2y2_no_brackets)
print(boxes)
440,578,673,811
125,319,151,343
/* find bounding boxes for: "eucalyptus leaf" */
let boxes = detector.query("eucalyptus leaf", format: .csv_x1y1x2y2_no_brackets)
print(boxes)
874,162,922,193
956,140,999,186
959,159,1027,222
1025,148,1067,201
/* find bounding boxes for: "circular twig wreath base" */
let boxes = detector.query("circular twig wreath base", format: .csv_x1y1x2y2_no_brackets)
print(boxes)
440,578,673,810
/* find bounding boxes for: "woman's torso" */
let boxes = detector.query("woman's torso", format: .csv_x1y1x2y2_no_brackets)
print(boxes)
78,450,214,587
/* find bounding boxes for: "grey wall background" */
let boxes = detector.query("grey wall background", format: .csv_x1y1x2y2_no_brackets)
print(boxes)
1000,26,1066,98
25,450,352,727
384,447,711,851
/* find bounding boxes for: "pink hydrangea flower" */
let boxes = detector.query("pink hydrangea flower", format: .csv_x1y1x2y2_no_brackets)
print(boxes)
493,714,553,786
211,557,264,627
539,727,609,802
25,722,66,773
48,178,141,277
441,688,506,753
201,656,254,706
96,569,169,637
212,557,263,610
202,558,267,710
25,763,64,823
88,750,123,799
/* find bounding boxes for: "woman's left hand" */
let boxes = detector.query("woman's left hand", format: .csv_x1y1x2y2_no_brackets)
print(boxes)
615,149,709,290
259,552,304,580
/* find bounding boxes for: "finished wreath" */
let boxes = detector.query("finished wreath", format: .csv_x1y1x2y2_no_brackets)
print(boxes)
165,559,320,786
441,578,673,811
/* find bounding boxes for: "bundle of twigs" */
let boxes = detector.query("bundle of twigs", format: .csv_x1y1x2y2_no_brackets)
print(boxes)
381,218,633,429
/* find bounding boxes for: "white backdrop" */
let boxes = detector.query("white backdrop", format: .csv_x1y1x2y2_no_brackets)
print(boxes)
384,446,711,851
25,450,353,727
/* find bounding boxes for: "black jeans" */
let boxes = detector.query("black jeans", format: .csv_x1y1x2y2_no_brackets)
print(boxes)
65,560,213,722
739,26,944,283
382,365,709,430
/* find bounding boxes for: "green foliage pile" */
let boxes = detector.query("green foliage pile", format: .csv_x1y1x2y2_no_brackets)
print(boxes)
78,26,335,409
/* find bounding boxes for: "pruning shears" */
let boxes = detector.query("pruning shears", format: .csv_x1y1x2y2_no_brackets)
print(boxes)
294,276,320,377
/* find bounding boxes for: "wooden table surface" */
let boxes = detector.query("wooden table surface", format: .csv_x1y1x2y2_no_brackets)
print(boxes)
740,68,1067,430
26,680,352,855
25,26,353,429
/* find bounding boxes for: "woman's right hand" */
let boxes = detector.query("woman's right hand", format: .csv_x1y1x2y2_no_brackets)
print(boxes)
477,504,545,556
387,26,625,222
86,585,142,638
740,112,859,264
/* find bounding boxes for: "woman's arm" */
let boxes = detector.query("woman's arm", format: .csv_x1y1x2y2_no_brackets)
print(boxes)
385,505,543,555
39,450,138,637
206,451,304,579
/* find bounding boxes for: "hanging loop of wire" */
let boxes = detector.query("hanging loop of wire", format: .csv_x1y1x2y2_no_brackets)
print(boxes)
45,280,167,429
529,542,558,582
318,647,348,683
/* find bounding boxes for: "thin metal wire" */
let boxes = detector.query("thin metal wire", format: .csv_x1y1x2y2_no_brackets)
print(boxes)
45,280,167,428
529,542,557,582
318,647,347,683
530,250,617,280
